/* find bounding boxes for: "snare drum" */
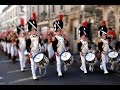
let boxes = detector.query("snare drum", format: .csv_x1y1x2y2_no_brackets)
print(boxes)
33,53,49,69
60,51,73,65
108,51,118,59
85,53,95,62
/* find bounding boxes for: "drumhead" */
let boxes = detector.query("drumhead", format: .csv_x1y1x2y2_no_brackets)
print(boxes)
85,53,95,61
61,52,71,61
34,53,44,63
108,51,118,58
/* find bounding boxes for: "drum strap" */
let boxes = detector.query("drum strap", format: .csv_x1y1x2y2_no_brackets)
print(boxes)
80,39,89,52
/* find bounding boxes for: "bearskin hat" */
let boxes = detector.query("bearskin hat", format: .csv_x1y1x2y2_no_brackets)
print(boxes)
79,26,88,37
53,20,63,32
17,25,24,35
27,19,37,31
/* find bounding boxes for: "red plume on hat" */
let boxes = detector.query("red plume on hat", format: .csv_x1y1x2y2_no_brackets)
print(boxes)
20,18,24,26
102,20,106,26
82,21,87,27
32,12,36,21
59,14,64,21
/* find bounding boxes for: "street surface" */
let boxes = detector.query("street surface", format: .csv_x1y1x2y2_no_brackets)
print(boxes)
0,51,120,85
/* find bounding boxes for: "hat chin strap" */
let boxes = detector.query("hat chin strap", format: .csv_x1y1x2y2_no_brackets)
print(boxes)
83,31,86,35
29,21,37,30
100,30,107,35
55,21,62,30
18,27,24,31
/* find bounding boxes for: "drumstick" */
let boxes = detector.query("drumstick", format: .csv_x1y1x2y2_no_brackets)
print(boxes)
65,52,66,57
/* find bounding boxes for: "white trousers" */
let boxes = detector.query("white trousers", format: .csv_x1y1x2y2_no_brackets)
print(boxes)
11,45,17,57
56,55,62,76
101,53,108,73
3,42,7,52
7,43,11,54
80,55,87,73
18,50,26,71
47,43,54,59
30,52,38,79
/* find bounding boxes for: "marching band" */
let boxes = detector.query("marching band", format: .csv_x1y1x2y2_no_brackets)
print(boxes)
16,24,27,72
0,13,120,80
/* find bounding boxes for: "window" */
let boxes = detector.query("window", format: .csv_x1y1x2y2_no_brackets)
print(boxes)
60,5,64,10
52,5,55,13
32,6,34,12
74,27,77,40
16,7,17,16
48,5,50,18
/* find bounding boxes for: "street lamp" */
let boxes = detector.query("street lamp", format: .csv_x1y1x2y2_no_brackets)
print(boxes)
41,5,47,21
41,10,47,21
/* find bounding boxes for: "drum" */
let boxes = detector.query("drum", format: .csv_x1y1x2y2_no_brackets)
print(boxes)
60,51,73,66
108,51,118,59
85,53,95,62
85,52,96,72
33,53,49,69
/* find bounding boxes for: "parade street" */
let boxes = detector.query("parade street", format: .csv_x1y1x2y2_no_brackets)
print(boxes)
0,51,119,85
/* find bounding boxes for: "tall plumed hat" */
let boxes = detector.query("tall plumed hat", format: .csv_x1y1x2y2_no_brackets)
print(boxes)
17,25,24,35
98,20,108,36
53,20,63,32
79,26,88,37
53,14,64,32
27,19,37,31
17,18,25,34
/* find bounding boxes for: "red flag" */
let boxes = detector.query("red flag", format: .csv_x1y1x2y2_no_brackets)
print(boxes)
32,12,36,21
20,18,24,26
59,14,64,21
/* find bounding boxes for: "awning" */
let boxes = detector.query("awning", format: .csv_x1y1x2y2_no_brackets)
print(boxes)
37,21,49,26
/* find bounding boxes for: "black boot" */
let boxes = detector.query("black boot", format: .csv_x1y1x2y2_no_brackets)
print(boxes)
5,52,7,55
12,56,17,64
8,54,11,60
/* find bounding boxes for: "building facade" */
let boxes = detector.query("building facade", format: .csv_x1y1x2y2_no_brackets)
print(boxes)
1,5,120,54
0,5,27,32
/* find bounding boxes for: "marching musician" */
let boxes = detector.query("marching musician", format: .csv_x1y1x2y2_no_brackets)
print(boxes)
6,32,12,59
47,32,55,64
26,18,44,80
77,22,92,74
52,15,66,77
98,20,110,74
39,33,47,54
2,33,7,55
114,32,120,70
16,24,27,72
10,32,18,64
